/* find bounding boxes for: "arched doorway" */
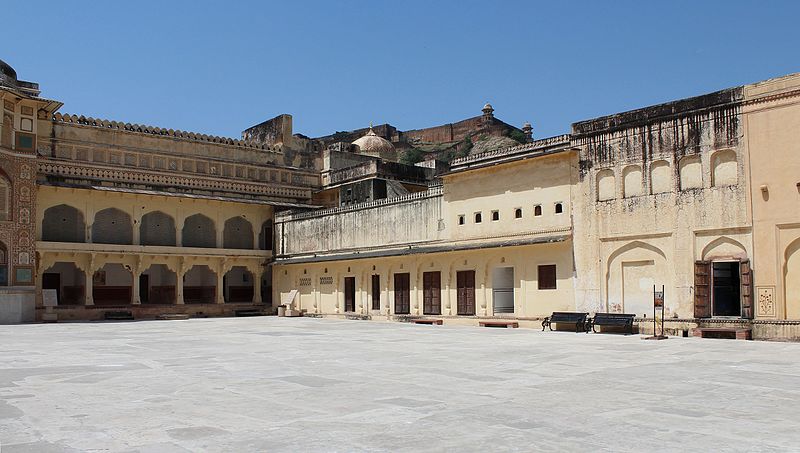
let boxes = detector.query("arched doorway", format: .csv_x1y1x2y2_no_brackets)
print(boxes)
140,211,176,246
42,262,86,305
42,205,85,243
182,214,216,248
224,266,253,303
92,208,133,244
92,263,132,306
223,217,253,249
140,264,177,304
184,265,217,304
606,241,669,317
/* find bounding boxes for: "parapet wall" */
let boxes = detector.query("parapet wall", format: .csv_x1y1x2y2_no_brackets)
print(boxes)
275,187,443,255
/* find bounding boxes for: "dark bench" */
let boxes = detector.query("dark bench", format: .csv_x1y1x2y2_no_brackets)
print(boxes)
590,313,636,335
413,319,443,325
479,320,519,328
542,312,589,333
104,310,134,321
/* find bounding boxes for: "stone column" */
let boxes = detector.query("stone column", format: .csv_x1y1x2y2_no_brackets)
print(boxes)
216,265,225,304
84,255,95,306
84,271,94,306
253,267,263,304
175,259,187,305
176,271,185,305
132,268,141,305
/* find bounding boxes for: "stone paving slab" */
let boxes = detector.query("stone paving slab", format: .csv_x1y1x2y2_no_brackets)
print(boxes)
1,317,799,452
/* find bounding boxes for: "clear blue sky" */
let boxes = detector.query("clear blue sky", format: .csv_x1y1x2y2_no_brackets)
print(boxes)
5,1,799,139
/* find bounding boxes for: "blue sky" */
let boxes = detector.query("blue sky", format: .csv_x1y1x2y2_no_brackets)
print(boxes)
4,1,799,139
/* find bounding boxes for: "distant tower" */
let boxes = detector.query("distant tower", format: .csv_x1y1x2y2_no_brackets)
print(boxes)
522,121,533,142
481,102,494,123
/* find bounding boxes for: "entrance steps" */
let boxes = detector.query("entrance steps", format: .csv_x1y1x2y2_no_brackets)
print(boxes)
692,327,752,340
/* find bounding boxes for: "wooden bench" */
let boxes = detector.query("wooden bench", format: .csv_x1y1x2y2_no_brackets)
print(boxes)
413,319,443,325
479,320,519,328
590,313,636,335
542,312,589,333
692,327,752,340
104,310,134,321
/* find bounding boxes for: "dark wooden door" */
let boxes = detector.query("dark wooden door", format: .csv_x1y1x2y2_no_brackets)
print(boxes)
371,274,381,310
344,276,356,312
43,273,60,303
694,261,711,318
457,270,476,316
394,273,410,314
423,271,441,315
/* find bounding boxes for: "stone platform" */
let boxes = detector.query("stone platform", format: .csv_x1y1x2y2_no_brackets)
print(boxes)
1,317,799,452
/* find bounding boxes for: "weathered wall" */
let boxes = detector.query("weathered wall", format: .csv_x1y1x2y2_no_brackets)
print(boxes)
743,73,800,319
275,188,443,256
42,115,319,203
571,89,753,318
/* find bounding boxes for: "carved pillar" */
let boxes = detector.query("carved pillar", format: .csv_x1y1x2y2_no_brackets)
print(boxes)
131,271,141,305
252,266,263,304
216,260,228,304
84,254,96,306
175,258,188,305
131,257,142,305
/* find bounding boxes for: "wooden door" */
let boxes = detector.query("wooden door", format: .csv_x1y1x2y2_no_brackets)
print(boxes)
457,270,476,316
423,271,441,315
344,276,356,312
741,259,753,319
694,261,711,318
371,274,381,310
394,273,410,314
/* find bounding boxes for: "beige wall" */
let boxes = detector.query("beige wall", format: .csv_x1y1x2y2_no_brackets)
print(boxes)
441,152,576,241
744,73,800,319
274,241,575,320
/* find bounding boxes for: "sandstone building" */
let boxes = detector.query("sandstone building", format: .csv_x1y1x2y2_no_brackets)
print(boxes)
1,58,799,339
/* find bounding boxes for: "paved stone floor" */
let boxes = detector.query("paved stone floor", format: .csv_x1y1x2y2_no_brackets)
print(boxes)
1,318,800,452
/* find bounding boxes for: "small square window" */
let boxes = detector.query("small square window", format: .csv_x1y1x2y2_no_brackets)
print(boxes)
555,203,563,214
491,210,499,221
515,208,523,219
538,264,557,290
534,205,542,216
458,215,465,225
474,212,482,223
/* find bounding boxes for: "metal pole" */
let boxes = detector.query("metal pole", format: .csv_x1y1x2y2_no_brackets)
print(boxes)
653,285,657,336
661,285,665,337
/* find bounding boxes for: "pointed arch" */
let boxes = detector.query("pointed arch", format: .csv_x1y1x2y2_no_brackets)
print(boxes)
42,204,85,243
92,208,133,244
701,236,747,261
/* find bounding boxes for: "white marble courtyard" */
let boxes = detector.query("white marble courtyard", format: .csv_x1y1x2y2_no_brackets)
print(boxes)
1,317,799,452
